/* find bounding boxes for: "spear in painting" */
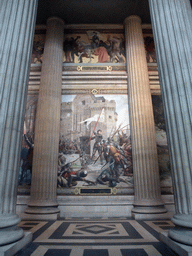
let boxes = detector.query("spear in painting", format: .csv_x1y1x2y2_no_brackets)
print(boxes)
87,107,104,147
109,123,122,140
110,124,129,140
109,125,116,139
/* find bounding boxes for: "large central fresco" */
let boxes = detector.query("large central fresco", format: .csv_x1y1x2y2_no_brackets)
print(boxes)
58,94,132,193
20,93,172,195
18,26,171,195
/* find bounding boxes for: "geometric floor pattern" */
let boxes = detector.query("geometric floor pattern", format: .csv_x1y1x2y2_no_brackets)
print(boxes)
15,218,178,256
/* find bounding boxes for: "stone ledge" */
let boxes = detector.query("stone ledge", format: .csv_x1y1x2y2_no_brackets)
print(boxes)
160,232,192,256
17,195,175,219
132,212,172,220
0,232,32,256
20,213,59,221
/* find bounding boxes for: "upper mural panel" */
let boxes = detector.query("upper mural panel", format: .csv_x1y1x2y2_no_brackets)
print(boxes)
63,31,125,63
31,33,45,64
31,27,157,65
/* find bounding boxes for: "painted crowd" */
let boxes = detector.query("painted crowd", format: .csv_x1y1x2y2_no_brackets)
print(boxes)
31,30,156,64
57,127,133,188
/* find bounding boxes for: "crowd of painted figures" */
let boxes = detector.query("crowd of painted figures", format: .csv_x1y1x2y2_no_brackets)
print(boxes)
18,128,133,188
31,31,156,64
63,32,125,63
58,129,133,188
19,133,34,185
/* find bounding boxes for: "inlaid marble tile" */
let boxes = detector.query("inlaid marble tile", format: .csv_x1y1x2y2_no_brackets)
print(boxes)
144,220,174,233
18,221,48,233
31,245,162,256
34,220,158,243
15,219,178,256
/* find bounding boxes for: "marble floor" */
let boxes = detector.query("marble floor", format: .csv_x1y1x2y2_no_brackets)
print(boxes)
15,218,178,256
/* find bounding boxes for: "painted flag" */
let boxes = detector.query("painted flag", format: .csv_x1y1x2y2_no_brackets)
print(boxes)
79,108,105,127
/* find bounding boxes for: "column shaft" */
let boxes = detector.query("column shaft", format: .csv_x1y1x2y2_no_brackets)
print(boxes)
0,0,37,245
26,17,64,215
124,16,166,218
148,0,192,245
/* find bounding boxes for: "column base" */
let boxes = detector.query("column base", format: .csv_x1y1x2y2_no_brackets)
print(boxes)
169,226,192,246
25,206,60,214
132,204,168,220
172,214,192,228
132,212,171,220
132,205,167,214
21,212,59,221
160,232,192,256
0,226,24,246
27,199,59,208
0,214,20,228
0,232,32,256
24,206,60,220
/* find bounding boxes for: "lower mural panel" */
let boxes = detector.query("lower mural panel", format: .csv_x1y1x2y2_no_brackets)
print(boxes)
18,93,172,196
58,94,133,193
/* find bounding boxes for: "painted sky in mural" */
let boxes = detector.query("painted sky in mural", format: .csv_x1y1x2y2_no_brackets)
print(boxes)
62,95,130,128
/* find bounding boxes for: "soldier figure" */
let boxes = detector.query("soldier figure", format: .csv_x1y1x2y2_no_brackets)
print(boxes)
104,138,126,182
91,129,103,164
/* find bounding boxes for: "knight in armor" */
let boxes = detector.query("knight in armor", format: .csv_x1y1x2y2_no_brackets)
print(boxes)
103,138,126,182
91,129,103,164
19,134,34,185
97,167,117,187
58,163,88,187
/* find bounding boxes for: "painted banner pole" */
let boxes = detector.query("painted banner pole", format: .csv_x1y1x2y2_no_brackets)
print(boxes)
87,107,104,147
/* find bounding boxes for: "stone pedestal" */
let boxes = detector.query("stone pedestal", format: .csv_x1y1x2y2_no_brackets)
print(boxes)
0,233,32,256
25,17,64,218
0,0,37,250
124,16,167,219
148,0,192,250
160,232,192,256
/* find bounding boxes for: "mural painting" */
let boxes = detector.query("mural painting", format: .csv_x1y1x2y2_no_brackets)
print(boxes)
19,27,169,194
58,94,133,192
31,34,45,64
31,31,157,65
144,36,157,63
152,95,172,194
18,95,37,185
63,31,126,64
18,93,172,194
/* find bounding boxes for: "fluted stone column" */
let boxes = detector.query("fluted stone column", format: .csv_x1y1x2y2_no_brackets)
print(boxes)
0,0,37,248
26,17,64,218
124,16,167,219
148,0,192,248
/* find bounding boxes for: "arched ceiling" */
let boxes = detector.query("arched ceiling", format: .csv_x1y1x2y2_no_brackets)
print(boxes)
36,0,151,25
